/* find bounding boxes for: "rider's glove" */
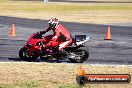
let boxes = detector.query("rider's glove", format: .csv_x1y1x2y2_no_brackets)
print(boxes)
39,31,46,35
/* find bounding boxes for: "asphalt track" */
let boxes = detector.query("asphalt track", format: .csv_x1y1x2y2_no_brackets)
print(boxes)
0,16,132,65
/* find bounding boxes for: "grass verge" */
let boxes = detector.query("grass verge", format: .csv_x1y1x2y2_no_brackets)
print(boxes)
0,80,40,88
0,1,132,24
0,62,131,88
0,1,132,12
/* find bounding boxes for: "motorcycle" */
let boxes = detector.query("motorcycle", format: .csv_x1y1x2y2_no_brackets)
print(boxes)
19,31,91,63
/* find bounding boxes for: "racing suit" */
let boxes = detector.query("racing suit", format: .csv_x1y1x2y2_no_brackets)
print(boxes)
42,24,72,51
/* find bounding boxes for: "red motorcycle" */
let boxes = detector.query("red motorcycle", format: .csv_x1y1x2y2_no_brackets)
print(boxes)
19,31,91,63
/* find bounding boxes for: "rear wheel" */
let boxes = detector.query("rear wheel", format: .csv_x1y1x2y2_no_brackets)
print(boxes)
68,49,89,63
19,47,39,62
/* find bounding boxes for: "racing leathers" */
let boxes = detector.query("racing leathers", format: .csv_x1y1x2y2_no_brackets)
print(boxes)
41,24,72,51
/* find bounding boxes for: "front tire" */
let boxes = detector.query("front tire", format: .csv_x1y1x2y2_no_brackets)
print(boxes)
68,49,89,63
19,47,39,62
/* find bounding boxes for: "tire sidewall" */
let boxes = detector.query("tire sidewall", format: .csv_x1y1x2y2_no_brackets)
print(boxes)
19,47,39,62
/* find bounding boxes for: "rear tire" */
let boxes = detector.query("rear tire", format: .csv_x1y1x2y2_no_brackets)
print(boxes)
68,49,89,63
19,47,39,62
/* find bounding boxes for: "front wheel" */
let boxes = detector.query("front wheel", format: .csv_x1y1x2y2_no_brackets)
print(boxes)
68,49,89,63
19,47,39,62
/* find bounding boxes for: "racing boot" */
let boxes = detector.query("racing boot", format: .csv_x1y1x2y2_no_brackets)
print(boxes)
53,47,66,60
60,49,67,57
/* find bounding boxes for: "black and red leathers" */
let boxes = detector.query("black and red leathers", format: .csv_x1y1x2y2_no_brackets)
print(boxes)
44,24,72,51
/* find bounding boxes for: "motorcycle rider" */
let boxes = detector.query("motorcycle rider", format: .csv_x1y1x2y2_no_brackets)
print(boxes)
39,18,72,54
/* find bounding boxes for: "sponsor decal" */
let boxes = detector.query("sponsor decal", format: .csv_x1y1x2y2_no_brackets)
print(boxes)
76,66,131,85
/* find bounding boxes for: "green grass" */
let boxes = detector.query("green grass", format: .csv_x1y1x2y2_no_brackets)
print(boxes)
0,80,40,88
19,5,132,12
0,1,132,24
0,1,132,12
0,81,91,88
0,63,131,88
58,84,91,88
